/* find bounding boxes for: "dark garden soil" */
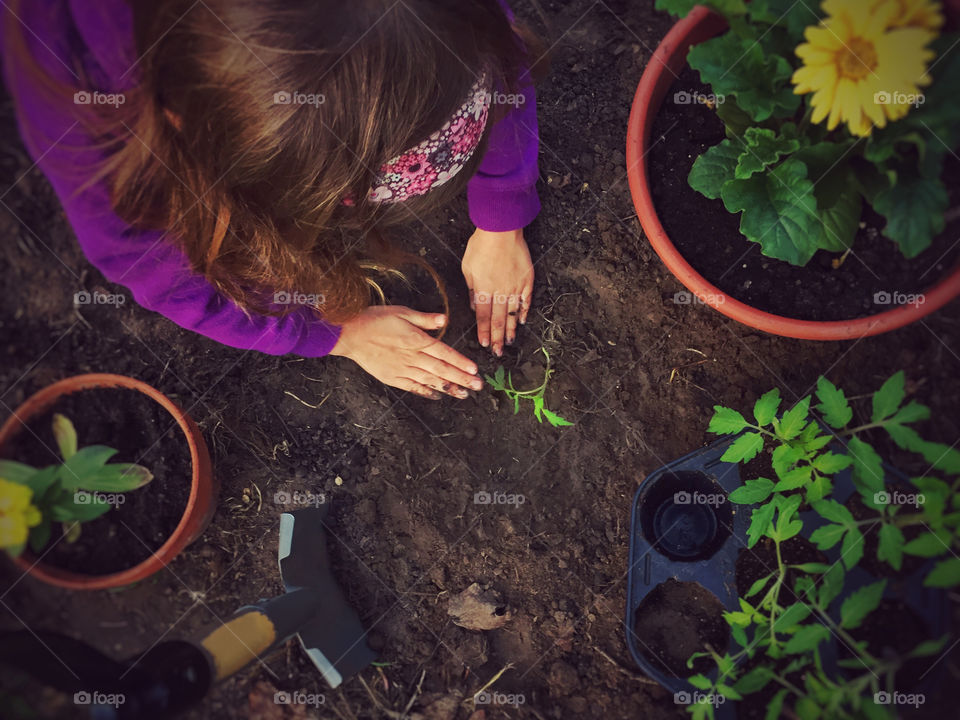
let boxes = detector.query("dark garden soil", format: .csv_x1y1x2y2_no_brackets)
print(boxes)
8,388,190,575
1,2,959,719
631,579,728,677
735,536,826,599
649,66,960,322
841,599,931,692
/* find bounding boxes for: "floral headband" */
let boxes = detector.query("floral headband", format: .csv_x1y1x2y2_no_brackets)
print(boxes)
366,72,492,204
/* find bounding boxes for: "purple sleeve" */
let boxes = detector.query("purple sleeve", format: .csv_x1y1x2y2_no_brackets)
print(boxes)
466,4,541,232
0,2,342,358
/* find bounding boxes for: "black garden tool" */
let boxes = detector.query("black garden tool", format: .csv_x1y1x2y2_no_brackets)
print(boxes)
0,504,377,718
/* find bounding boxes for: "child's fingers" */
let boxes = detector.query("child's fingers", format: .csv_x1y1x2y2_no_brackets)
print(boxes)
519,283,533,325
398,307,447,331
421,338,479,376
506,293,521,344
490,292,509,356
394,377,442,400
475,291,492,348
412,357,481,396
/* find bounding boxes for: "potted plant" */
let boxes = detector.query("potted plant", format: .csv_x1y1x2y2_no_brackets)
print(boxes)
626,0,960,340
0,374,217,589
676,371,958,718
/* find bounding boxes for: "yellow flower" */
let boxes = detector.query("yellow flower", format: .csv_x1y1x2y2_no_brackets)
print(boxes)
0,477,42,550
793,0,937,137
869,0,945,31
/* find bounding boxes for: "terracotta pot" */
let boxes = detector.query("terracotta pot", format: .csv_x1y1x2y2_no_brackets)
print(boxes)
0,374,217,589
626,5,960,340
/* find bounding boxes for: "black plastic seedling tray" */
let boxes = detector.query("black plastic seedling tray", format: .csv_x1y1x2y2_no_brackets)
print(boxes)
626,435,950,712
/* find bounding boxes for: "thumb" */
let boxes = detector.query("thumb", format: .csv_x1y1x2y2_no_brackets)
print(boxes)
396,306,447,331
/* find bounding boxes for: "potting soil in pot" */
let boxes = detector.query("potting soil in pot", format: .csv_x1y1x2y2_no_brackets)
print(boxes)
9,387,191,575
647,66,960,322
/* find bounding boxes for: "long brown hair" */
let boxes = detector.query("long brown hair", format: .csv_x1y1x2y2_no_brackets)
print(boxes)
5,0,541,324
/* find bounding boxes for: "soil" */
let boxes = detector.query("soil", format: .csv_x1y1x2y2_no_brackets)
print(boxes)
1,2,959,719
631,579,729,677
648,66,960,322
6,388,190,575
846,487,927,579
735,536,826,600
842,599,931,692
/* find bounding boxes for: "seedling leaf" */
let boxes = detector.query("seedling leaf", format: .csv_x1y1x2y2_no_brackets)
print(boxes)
840,580,886,629
847,437,884,493
903,531,950,557
809,524,846,551
924,557,960,587
747,501,777,548
815,377,852,429
777,396,810,440
753,388,781,426
784,624,830,654
841,526,864,569
709,406,750,434
877,523,905,571
57,446,118,490
52,414,77,461
871,371,905,423
729,477,775,504
722,432,764,463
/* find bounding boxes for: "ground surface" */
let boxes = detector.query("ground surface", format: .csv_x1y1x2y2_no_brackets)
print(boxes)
1,1,959,719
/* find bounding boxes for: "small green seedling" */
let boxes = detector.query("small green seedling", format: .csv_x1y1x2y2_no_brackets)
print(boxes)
485,348,573,428
0,413,153,556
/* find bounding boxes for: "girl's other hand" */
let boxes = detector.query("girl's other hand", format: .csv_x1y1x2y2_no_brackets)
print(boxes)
330,306,482,399
461,228,534,357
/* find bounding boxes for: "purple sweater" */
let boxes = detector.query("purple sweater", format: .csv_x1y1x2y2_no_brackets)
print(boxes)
1,0,540,357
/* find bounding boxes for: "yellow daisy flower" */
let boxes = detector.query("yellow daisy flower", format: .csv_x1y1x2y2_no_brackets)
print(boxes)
0,477,42,550
867,0,945,31
793,0,937,137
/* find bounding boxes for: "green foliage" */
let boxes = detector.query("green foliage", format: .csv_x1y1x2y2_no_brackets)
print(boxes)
485,348,573,429
1,414,152,557
679,5,957,265
693,371,959,718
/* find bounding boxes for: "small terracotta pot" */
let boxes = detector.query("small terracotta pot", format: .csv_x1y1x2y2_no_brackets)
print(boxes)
626,6,960,341
0,374,217,589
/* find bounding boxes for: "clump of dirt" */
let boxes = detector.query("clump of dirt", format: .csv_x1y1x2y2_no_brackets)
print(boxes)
7,387,191,575
631,579,729,676
735,536,826,599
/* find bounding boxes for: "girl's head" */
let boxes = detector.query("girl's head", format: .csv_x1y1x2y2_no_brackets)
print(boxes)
11,0,540,322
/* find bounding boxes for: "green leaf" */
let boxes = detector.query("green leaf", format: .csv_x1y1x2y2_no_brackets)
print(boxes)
689,139,743,201
908,636,949,658
814,377,852,429
687,673,713,691
847,437,884,493
748,0,819,43
805,472,832,504
57,446,118,489
532,396,544,423
765,689,789,720
784,624,830,654
753,388,782,426
51,413,77,461
811,498,854,525
773,602,812,632
925,557,960,587
903,531,950,558
778,397,811,440
840,580,886,629
794,143,860,252
655,0,748,19
874,165,948,258
715,96,756,138
871,371,906,423
78,464,153,492
841,526,865,570
28,518,51,554
716,683,743,701
734,666,772,694
812,452,852,474
891,401,930,425
721,432,764,463
687,31,800,122
771,444,804,477
747,500,777,548
775,466,811,491
8,464,58,498
729,477,775,504
877,523,905,571
818,563,845,607
53,494,112,522
735,127,801,179
541,408,574,427
809,524,845,550
709,406,750,434
745,572,773,598
0,460,41,484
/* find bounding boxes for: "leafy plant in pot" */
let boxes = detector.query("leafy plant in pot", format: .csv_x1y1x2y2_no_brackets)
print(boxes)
678,372,957,718
0,374,217,590
627,0,960,339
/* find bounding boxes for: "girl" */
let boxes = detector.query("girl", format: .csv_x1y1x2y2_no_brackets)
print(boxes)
1,0,541,399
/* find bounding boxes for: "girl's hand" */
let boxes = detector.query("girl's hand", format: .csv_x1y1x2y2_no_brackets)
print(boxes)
461,228,534,356
330,306,483,399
